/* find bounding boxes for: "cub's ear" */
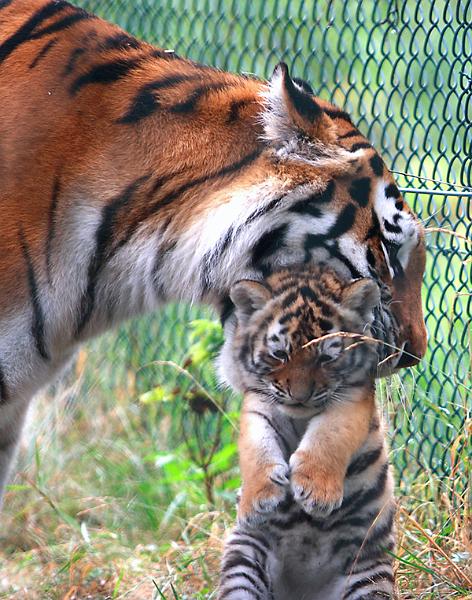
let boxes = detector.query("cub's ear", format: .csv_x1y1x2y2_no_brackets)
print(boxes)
342,279,380,323
230,280,272,322
262,62,334,146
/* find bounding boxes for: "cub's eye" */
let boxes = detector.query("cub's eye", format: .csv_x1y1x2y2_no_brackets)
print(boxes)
271,350,288,362
318,353,336,364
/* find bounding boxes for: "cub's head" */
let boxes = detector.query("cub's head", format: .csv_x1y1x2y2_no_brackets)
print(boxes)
218,267,383,418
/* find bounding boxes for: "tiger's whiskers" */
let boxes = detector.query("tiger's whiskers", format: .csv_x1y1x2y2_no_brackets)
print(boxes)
377,351,402,369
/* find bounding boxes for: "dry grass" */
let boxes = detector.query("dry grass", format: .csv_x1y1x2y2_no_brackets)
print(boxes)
1,492,470,599
0,371,470,600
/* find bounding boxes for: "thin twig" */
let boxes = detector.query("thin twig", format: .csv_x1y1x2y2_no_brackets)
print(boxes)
391,170,472,191
346,499,393,585
302,331,385,349
424,227,471,242
303,331,404,371
342,340,366,352
419,208,445,225
24,477,61,516
304,331,472,395
342,339,401,370
377,351,402,369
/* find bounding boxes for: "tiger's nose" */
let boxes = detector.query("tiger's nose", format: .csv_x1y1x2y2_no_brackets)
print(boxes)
396,341,423,368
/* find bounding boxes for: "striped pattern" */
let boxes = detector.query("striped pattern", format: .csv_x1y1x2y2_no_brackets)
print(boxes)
0,363,8,403
0,1,93,65
18,228,50,361
218,403,396,599
218,268,396,599
218,266,398,404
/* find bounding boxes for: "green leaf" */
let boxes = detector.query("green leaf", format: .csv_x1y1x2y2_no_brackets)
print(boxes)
112,568,125,599
153,453,177,468
57,547,87,574
208,443,238,475
140,385,173,404
5,484,31,492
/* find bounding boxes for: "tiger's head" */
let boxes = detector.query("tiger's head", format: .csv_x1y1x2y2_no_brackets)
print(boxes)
261,63,427,369
218,267,386,418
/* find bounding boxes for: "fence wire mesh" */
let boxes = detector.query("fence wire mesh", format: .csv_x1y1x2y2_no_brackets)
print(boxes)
70,0,471,491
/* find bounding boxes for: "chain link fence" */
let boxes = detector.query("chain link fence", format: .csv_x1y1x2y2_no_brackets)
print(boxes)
71,0,471,491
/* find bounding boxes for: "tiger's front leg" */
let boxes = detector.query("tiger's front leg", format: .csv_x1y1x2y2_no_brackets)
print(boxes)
0,397,30,509
290,386,375,516
238,393,290,526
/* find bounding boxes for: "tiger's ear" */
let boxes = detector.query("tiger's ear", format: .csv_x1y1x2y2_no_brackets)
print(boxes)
262,62,334,146
292,77,314,95
230,280,272,322
342,279,380,323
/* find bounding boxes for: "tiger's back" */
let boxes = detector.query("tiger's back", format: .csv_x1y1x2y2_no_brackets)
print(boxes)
0,0,264,313
0,0,426,333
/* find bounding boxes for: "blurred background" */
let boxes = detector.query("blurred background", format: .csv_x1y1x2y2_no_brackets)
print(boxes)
1,1,470,598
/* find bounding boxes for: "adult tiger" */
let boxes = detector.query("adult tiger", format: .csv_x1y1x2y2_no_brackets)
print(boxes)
0,0,427,505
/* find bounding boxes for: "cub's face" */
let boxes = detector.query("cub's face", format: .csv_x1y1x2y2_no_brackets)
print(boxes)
219,268,381,418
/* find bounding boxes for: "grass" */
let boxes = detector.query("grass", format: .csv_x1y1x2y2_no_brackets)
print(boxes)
1,230,469,600
1,5,471,594
0,327,470,599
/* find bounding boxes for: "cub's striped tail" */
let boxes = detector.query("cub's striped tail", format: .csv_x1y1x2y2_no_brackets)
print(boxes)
218,529,272,600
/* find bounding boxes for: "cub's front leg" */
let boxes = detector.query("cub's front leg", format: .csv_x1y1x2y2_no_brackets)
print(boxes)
238,393,290,525
290,386,375,516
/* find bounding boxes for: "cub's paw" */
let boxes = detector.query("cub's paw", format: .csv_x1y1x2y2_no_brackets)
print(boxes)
290,451,344,517
238,463,290,526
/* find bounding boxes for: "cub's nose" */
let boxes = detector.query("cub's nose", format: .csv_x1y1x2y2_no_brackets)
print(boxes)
289,383,315,405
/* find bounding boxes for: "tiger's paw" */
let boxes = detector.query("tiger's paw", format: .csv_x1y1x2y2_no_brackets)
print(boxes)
238,463,290,526
290,450,344,517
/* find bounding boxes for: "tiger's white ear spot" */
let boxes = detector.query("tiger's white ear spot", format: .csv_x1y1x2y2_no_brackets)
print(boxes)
260,63,296,145
230,280,272,322
375,178,421,274
292,77,314,95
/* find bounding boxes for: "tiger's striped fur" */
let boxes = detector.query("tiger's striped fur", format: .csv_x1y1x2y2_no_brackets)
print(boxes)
0,0,425,505
218,268,396,599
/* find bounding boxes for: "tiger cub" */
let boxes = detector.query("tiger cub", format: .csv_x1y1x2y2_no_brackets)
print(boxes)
217,267,396,600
